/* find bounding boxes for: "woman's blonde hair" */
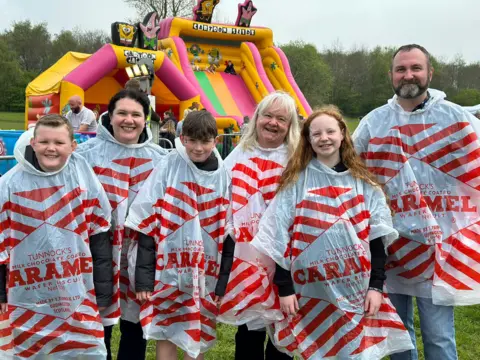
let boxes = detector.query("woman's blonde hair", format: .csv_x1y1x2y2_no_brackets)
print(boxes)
240,91,300,157
162,120,176,134
277,105,380,193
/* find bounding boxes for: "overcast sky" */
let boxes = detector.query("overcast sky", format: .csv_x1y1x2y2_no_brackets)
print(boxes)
2,0,479,63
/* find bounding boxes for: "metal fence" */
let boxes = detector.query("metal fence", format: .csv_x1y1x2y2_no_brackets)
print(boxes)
0,132,243,175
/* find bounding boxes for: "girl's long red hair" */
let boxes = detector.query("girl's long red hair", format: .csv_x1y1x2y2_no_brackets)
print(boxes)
277,105,380,193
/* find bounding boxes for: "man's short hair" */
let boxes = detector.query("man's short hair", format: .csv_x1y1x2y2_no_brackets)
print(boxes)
182,111,217,141
392,44,432,70
34,114,74,141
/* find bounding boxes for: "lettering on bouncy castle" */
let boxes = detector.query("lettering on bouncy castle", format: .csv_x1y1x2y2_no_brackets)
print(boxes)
8,247,90,315
389,181,478,242
192,23,256,36
123,50,157,64
293,244,370,304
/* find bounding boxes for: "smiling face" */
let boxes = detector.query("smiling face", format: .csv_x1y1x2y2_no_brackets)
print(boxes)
309,114,344,166
30,125,77,172
256,103,291,149
181,135,216,163
110,98,146,144
390,48,432,99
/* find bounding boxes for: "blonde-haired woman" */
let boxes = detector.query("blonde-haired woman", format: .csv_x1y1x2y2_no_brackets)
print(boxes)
158,120,176,149
217,91,300,360
250,105,414,359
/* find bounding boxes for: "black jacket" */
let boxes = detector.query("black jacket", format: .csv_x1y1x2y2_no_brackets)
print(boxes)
159,131,176,149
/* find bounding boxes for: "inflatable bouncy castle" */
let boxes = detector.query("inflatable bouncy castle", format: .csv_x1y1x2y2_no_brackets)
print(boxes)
24,0,311,132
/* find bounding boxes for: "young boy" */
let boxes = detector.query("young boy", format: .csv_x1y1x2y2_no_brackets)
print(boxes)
125,111,234,360
0,114,113,359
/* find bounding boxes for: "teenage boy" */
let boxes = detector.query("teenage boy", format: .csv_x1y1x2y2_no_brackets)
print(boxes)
0,114,112,358
125,110,234,360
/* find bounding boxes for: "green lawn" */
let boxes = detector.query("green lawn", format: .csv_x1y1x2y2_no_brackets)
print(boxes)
0,112,24,130
346,117,361,133
109,303,480,359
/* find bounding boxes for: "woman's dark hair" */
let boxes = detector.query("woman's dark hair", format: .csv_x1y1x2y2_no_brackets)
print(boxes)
108,89,150,118
182,110,217,141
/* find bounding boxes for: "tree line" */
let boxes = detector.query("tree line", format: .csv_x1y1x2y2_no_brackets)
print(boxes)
1,21,480,115
282,41,480,116
0,21,110,112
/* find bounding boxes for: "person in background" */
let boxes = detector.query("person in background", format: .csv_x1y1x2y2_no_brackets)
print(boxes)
162,110,178,129
124,79,161,125
66,95,98,132
183,101,200,120
158,120,176,149
240,115,250,134
224,60,237,75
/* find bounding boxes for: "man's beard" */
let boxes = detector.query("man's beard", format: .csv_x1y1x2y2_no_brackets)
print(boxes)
393,79,429,99
72,108,80,114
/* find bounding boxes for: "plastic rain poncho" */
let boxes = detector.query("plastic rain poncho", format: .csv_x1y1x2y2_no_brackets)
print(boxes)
125,138,232,358
217,144,288,327
0,129,112,359
77,119,167,325
353,89,480,305
251,159,413,360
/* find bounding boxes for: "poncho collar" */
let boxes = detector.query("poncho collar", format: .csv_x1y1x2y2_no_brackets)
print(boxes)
308,157,351,176
174,137,224,175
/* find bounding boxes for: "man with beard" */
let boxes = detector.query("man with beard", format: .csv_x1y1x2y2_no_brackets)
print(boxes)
66,95,98,132
353,44,480,360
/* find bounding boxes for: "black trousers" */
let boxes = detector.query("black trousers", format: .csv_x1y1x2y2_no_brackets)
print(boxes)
235,324,293,360
104,319,147,360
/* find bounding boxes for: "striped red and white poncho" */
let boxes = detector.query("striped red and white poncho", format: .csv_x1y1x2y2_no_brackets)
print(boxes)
77,119,167,326
251,159,413,359
0,136,112,359
125,139,232,358
217,144,288,328
353,89,480,305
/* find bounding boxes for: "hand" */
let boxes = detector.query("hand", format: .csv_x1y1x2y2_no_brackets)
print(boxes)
280,295,299,316
0,303,7,314
136,291,152,302
364,290,382,317
214,295,222,308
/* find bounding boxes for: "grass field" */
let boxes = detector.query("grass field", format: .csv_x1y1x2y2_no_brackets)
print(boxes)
1,112,477,359
109,304,480,360
0,112,24,130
